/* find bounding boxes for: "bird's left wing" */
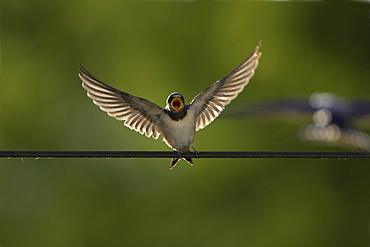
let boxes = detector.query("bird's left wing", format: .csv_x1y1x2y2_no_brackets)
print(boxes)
78,65,164,139
189,44,262,131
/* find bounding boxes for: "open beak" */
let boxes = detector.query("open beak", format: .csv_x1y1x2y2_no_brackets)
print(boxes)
171,97,183,111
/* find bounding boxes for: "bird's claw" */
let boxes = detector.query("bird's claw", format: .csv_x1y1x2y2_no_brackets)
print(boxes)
175,147,199,158
175,150,183,158
191,146,199,158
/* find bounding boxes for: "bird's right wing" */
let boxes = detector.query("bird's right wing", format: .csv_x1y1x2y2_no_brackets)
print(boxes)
78,65,164,139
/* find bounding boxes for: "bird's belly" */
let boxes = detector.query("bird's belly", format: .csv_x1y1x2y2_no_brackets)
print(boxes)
159,113,196,151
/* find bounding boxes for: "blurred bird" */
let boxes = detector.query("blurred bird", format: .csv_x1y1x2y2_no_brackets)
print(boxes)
79,44,262,169
224,92,370,151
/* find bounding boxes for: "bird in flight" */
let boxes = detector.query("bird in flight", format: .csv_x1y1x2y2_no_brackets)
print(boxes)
79,44,262,169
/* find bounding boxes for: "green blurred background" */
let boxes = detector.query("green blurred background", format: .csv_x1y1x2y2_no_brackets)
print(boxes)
1,1,370,246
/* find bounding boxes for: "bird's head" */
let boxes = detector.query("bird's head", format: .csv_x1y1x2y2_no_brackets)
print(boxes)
166,92,185,112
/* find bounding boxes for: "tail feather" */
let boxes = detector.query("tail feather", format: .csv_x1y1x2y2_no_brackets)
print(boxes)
183,157,193,165
169,157,193,170
170,158,180,170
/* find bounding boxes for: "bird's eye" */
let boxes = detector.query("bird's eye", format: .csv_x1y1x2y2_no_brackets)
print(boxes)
167,96,175,104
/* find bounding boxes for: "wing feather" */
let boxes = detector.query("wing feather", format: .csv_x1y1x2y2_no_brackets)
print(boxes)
78,65,164,139
190,44,262,131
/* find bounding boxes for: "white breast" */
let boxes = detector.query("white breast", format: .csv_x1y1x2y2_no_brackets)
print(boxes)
158,111,196,151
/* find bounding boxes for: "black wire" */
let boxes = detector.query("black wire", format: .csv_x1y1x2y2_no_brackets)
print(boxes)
0,151,369,159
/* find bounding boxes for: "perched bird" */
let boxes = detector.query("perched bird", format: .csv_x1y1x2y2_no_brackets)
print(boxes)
224,92,370,151
79,44,262,169
301,92,370,151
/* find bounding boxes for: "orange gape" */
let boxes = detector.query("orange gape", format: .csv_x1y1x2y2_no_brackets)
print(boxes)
172,98,182,110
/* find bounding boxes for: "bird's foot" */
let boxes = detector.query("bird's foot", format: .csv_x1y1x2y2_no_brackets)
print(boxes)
191,146,199,157
175,150,183,158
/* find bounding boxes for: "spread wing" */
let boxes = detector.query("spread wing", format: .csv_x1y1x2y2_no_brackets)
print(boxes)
189,44,262,131
78,65,164,139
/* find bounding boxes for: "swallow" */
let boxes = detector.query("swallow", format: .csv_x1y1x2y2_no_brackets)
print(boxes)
78,44,262,169
224,92,370,151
